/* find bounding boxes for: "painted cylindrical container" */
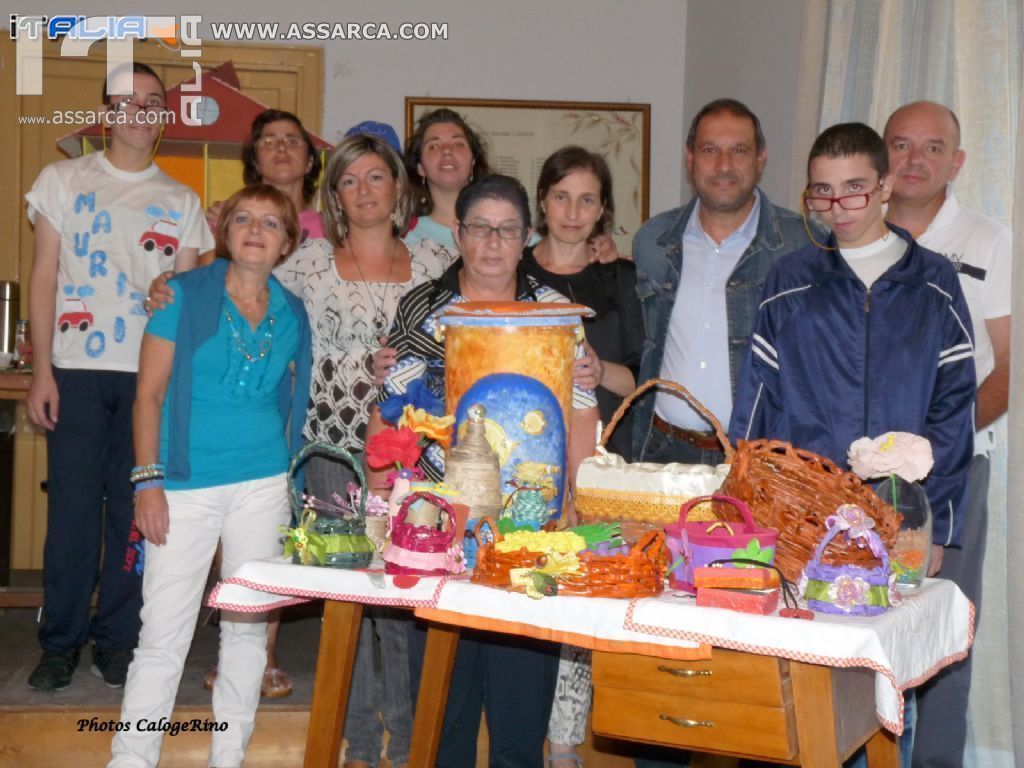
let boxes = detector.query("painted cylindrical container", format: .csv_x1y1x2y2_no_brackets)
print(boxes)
440,301,593,520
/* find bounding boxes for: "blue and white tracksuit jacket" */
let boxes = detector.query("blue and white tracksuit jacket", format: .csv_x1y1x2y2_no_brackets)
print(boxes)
728,227,976,548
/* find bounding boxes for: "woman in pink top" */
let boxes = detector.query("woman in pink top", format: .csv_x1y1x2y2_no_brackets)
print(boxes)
203,109,324,244
240,109,324,241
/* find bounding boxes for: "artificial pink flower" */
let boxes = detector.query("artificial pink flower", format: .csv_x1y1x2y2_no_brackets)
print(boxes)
828,504,876,541
848,432,934,483
829,574,870,612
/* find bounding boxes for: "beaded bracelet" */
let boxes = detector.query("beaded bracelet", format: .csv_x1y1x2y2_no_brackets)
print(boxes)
134,478,165,492
131,466,164,479
131,463,166,484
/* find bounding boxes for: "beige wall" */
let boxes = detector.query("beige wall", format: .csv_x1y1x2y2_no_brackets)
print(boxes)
8,1,812,213
683,0,806,209
14,0,690,218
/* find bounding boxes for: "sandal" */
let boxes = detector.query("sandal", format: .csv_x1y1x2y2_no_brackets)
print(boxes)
261,666,293,698
203,666,293,698
548,752,583,768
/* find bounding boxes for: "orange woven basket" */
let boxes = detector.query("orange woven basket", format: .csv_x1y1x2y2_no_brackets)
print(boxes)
719,439,902,582
471,517,666,598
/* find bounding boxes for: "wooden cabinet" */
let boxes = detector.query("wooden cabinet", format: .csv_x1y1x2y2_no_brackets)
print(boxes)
592,649,897,767
592,649,797,761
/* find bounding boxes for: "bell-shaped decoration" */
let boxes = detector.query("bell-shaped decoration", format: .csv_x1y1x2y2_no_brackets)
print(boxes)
444,404,503,519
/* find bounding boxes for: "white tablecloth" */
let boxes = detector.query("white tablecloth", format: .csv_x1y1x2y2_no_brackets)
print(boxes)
209,557,973,734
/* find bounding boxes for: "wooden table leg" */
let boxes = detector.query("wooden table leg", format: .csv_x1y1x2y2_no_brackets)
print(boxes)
408,622,461,766
790,660,841,767
864,726,900,768
303,599,363,768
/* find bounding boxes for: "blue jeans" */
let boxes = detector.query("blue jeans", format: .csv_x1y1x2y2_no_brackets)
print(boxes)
343,608,414,766
638,425,726,466
40,367,142,653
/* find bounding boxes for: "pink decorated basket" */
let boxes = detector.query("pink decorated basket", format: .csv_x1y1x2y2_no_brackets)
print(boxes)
665,494,778,593
382,492,463,576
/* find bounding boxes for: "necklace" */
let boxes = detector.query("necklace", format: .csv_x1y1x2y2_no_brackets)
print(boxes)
345,238,399,336
224,308,275,362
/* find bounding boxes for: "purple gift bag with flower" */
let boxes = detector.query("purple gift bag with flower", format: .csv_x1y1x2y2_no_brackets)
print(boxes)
665,494,777,593
799,504,894,616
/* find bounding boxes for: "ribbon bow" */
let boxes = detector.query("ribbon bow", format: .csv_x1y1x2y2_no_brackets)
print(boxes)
281,508,328,566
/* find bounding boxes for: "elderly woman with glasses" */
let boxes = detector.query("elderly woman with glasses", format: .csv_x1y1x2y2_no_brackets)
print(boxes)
366,174,600,768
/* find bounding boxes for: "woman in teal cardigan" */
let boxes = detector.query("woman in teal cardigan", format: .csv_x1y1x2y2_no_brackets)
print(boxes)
110,184,311,768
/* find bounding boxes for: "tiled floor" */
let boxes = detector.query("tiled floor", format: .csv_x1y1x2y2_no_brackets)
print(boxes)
0,601,323,708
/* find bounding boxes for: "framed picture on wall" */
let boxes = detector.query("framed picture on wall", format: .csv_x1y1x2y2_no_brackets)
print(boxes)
405,97,651,253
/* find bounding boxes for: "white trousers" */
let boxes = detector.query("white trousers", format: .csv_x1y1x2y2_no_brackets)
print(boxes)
109,474,289,768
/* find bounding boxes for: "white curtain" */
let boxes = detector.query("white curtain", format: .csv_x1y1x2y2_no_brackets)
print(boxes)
792,2,1022,766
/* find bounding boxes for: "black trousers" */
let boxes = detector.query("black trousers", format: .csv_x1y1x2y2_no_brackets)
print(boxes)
408,620,560,768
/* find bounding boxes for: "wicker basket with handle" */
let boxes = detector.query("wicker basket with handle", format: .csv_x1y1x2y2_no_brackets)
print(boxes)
720,439,902,582
575,378,733,529
284,441,374,569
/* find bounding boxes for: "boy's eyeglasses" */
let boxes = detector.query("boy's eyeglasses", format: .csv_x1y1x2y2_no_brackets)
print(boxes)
111,98,167,115
803,185,882,212
257,135,305,150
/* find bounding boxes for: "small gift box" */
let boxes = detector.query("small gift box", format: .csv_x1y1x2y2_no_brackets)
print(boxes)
697,586,780,615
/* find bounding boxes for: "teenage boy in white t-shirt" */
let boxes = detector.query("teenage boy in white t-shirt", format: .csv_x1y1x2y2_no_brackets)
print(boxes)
25,63,213,691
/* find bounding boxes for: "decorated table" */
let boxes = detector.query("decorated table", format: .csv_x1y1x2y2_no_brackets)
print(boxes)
209,557,973,767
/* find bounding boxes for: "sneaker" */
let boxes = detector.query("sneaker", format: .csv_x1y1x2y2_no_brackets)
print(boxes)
28,649,80,691
91,645,133,688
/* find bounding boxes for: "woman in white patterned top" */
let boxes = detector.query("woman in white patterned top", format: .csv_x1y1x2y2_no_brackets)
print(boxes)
275,134,453,768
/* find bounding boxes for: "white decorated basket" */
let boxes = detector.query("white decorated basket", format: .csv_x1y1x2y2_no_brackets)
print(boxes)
575,379,733,527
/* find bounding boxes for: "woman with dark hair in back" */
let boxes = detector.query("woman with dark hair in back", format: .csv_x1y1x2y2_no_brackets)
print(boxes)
403,107,492,251
233,108,325,242
367,174,602,767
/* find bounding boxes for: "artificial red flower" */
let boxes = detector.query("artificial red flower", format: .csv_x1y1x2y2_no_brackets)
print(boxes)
366,426,424,470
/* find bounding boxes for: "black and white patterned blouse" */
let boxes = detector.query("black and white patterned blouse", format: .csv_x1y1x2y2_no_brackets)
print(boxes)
274,237,455,450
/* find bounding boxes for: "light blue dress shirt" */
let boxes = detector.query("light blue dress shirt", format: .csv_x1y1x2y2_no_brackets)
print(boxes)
656,191,761,430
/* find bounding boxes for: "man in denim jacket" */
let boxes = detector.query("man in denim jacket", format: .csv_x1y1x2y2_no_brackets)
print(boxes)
632,99,821,465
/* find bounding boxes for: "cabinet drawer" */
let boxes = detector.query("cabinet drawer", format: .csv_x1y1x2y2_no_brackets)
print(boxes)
592,649,789,707
592,686,797,761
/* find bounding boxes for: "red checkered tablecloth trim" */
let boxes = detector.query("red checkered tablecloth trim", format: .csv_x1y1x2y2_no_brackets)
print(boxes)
207,574,449,613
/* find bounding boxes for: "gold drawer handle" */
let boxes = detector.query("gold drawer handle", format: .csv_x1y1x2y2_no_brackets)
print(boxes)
659,714,715,728
657,665,712,678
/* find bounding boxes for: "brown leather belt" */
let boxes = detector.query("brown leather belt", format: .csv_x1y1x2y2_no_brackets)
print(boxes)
652,415,722,451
